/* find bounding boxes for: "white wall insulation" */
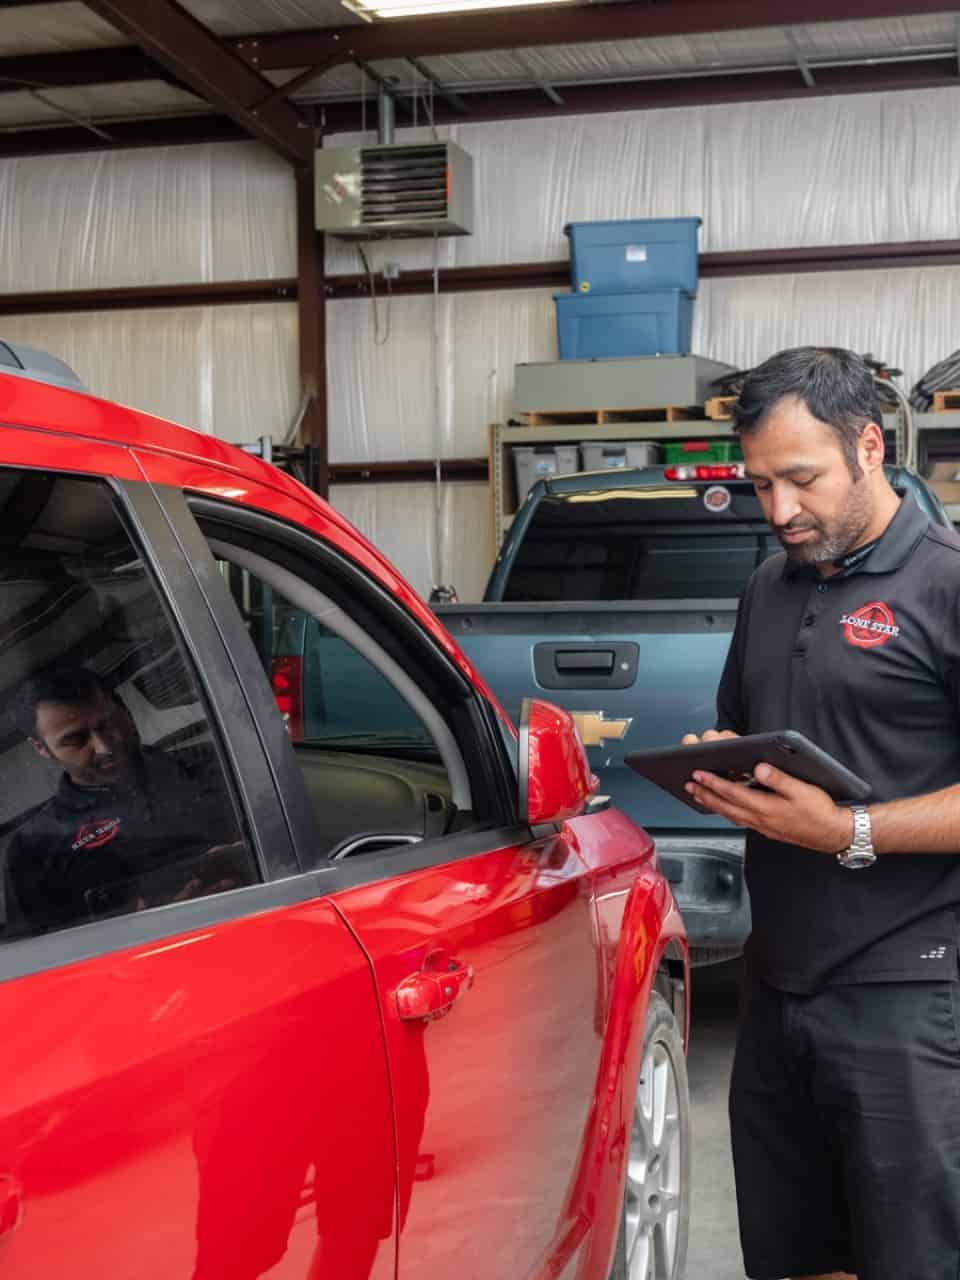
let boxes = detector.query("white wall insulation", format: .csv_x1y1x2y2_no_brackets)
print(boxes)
1,303,299,443
0,142,295,292
3,85,960,597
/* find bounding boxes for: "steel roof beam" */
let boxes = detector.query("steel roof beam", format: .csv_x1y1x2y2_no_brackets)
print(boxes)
314,53,960,127
82,0,314,163
0,112,246,157
1,1,952,103
0,47,163,95
232,1,956,73
0,41,956,157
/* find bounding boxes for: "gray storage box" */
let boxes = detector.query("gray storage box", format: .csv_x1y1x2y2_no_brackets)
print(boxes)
581,441,659,471
513,354,735,415
513,445,580,499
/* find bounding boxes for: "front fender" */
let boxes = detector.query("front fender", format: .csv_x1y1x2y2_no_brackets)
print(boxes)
564,858,688,1279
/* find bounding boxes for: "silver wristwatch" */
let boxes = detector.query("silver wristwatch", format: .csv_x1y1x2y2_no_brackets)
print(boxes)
837,805,877,870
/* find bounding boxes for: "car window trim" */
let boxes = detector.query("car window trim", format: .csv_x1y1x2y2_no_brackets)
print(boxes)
117,479,300,882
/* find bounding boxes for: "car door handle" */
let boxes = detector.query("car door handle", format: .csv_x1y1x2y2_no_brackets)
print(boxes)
396,957,474,1022
0,1175,22,1236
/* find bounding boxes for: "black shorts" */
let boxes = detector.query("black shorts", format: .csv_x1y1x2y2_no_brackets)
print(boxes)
729,975,960,1280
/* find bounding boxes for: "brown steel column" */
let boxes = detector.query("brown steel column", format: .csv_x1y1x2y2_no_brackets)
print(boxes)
295,164,329,497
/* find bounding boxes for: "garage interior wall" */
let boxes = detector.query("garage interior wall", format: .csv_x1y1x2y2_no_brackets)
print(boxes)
2,87,960,596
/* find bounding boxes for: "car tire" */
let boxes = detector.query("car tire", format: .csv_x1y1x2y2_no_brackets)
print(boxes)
609,991,690,1280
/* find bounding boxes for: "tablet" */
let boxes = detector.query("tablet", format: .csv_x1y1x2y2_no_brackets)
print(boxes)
625,730,871,812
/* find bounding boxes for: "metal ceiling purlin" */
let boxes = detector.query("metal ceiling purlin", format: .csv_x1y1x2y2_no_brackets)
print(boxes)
80,0,314,164
406,56,469,115
510,50,563,106
784,28,816,88
0,112,247,157
313,54,960,128
232,0,957,73
0,51,955,152
0,4,953,115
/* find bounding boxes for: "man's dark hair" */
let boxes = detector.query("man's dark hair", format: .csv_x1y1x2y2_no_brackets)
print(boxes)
14,667,114,739
733,347,883,477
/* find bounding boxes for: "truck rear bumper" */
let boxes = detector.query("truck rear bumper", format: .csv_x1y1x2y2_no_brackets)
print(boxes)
652,834,751,957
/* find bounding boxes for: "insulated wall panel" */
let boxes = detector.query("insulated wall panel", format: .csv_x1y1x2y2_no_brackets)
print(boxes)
325,86,960,272
0,143,295,293
328,288,556,462
330,481,493,601
0,303,299,442
694,265,960,396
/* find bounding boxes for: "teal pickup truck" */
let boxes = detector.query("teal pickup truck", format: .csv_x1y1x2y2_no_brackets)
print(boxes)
265,461,950,963
431,462,951,963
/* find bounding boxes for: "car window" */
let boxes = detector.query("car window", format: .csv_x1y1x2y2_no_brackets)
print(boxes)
212,549,474,866
217,560,441,759
0,471,260,942
502,487,779,601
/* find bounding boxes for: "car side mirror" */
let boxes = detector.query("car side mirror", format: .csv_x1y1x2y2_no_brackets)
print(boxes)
519,697,599,826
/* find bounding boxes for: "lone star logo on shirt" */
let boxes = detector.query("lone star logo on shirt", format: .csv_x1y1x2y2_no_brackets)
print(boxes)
71,817,121,853
840,601,901,649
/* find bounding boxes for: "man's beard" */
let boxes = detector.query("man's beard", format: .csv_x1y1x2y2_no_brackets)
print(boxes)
776,479,874,565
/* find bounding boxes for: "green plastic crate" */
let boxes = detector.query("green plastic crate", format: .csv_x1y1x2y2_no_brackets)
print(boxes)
662,439,742,464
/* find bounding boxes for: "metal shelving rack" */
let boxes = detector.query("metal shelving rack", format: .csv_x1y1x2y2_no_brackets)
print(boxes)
913,409,960,524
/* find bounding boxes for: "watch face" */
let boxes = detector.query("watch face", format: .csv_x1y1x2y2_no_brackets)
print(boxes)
838,850,877,870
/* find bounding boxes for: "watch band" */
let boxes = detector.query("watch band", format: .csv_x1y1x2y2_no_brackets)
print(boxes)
837,804,877,870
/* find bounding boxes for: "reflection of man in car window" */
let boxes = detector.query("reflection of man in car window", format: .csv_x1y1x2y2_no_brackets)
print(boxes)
5,667,249,936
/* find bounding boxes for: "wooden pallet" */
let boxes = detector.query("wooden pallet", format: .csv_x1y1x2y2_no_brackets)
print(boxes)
932,390,960,413
705,395,737,421
518,404,705,426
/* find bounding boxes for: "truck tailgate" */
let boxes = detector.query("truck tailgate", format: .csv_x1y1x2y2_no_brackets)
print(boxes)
436,600,737,833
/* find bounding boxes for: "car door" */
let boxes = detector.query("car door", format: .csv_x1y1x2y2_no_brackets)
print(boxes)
141,470,611,1280
0,435,396,1280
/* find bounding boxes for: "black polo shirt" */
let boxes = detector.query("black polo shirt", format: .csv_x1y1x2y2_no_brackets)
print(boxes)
718,492,960,992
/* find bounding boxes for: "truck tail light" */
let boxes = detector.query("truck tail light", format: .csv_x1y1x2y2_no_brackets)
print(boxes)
270,655,304,742
664,464,746,481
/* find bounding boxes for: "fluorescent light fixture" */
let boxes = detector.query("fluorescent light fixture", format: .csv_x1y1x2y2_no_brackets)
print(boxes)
343,0,574,19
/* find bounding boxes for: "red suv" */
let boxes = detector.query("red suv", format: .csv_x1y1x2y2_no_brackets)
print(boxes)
0,345,689,1280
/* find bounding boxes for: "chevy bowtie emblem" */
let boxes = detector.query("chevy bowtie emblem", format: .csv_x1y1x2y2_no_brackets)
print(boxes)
571,712,634,748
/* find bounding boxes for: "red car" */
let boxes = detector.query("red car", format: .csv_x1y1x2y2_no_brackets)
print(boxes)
0,343,689,1280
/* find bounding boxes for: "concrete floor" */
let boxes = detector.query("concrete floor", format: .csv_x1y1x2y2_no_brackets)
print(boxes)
686,959,747,1280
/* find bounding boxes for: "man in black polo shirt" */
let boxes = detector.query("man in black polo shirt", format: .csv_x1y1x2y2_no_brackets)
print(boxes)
684,348,960,1280
5,667,250,936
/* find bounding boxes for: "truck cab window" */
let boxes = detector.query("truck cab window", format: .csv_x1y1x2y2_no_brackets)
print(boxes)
502,488,779,601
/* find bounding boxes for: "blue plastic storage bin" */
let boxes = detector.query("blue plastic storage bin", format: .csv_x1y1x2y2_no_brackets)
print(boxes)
565,217,702,295
554,289,694,359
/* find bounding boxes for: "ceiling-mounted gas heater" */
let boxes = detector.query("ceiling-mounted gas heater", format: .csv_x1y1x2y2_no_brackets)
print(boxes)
314,88,473,240
314,140,474,240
